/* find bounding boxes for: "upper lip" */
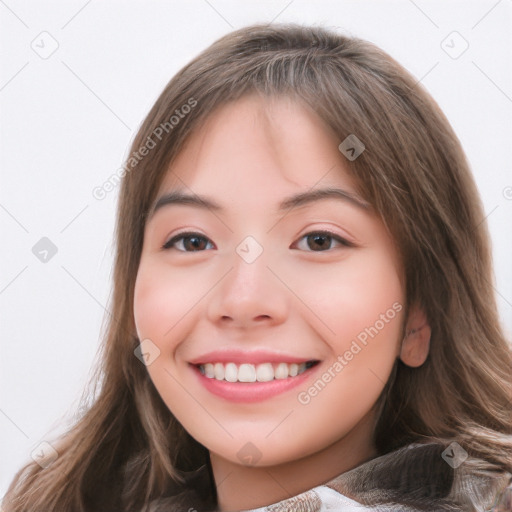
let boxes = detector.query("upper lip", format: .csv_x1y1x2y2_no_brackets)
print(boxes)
189,349,319,366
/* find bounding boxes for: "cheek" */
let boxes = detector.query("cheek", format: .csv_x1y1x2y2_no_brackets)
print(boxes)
133,259,205,348
133,266,173,346
133,260,202,418
292,254,403,424
280,251,404,348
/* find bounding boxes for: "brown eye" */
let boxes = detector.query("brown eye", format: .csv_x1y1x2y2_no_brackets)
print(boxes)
293,231,353,252
162,232,214,252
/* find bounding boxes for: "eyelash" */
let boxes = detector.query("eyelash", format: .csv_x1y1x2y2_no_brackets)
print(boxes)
161,230,354,252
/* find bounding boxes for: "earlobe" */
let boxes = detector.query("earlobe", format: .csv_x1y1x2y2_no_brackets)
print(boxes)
400,305,431,368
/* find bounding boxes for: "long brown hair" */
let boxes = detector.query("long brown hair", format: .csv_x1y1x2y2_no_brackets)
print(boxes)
4,23,511,511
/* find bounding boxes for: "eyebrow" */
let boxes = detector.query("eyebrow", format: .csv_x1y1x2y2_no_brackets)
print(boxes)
150,187,370,219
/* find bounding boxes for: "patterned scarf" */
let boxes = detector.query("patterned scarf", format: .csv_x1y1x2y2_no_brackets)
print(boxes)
144,443,512,511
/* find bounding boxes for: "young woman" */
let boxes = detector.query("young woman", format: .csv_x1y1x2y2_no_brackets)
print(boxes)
4,23,511,512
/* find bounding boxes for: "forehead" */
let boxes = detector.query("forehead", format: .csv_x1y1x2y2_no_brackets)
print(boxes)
157,94,360,200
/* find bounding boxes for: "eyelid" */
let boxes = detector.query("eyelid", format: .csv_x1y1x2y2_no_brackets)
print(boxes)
161,230,215,251
291,229,355,250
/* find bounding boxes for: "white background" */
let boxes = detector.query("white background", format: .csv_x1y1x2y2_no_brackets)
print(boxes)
1,0,511,498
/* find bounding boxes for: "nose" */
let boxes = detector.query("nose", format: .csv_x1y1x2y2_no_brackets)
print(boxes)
206,245,289,330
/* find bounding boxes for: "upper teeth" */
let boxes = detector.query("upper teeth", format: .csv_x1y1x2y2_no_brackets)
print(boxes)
199,362,308,382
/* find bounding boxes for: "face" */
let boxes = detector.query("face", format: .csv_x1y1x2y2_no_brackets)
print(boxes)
133,94,405,469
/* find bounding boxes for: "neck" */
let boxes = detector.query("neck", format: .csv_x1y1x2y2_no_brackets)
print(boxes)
210,411,377,511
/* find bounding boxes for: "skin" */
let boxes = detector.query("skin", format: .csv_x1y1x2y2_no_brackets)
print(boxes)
133,94,430,511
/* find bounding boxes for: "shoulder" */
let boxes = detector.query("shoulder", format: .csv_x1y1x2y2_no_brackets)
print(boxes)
326,442,512,511
138,444,512,512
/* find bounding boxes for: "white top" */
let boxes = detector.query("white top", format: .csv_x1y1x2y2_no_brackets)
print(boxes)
244,485,375,511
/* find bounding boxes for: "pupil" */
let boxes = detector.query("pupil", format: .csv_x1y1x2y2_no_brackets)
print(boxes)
309,234,330,251
186,237,205,251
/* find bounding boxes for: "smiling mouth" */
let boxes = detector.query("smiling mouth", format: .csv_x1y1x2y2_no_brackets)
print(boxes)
196,361,320,383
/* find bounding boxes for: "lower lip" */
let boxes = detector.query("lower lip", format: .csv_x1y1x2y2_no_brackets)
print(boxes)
191,364,320,403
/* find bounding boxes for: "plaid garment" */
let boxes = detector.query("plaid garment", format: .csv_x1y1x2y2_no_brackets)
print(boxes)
244,443,512,512
144,443,512,512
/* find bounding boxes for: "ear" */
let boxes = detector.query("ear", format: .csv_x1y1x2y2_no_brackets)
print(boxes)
400,304,431,368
